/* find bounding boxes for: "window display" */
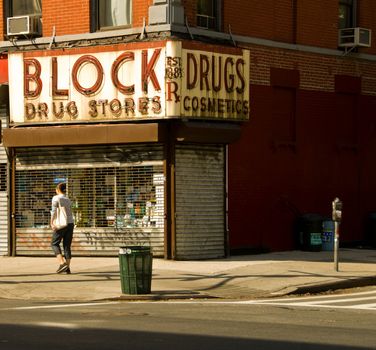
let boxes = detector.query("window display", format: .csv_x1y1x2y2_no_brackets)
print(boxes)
15,165,164,230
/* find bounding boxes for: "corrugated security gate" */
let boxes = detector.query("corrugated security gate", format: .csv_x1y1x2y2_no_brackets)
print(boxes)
14,144,165,256
175,144,225,259
0,114,8,255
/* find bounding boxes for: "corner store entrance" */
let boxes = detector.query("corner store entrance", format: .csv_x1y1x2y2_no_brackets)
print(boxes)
13,144,165,256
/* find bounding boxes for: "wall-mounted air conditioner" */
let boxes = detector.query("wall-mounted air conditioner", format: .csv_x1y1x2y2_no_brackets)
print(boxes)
7,15,41,36
338,27,371,48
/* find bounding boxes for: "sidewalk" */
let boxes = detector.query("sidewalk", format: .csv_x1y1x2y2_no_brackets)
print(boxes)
0,248,375,302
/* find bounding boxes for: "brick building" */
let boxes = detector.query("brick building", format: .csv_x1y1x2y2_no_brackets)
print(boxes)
0,0,375,258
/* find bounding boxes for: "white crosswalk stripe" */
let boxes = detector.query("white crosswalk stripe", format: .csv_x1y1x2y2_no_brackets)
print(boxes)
243,288,376,311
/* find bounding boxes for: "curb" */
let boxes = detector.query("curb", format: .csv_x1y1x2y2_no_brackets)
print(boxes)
106,292,276,302
107,292,217,301
288,276,376,295
97,276,376,302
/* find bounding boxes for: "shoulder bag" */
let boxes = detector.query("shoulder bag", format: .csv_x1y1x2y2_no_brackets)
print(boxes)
53,199,68,230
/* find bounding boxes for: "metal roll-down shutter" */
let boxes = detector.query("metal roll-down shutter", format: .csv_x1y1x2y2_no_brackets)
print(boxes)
0,113,8,256
175,144,225,259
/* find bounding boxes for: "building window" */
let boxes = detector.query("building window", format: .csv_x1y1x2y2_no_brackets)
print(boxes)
197,0,218,30
339,0,356,29
15,165,164,229
4,0,42,37
7,0,42,16
91,0,132,31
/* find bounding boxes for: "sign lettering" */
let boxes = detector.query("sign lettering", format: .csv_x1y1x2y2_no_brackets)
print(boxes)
9,42,250,123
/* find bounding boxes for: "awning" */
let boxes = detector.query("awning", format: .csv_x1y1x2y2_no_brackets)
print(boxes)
3,123,167,147
3,121,242,147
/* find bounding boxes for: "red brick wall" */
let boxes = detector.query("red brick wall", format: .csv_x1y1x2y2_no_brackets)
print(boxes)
228,85,375,251
296,0,338,48
223,0,276,40
249,45,376,95
182,0,196,27
358,0,376,55
228,40,376,251
42,0,90,36
41,0,153,36
9,0,154,37
221,0,375,51
133,0,154,28
222,0,339,47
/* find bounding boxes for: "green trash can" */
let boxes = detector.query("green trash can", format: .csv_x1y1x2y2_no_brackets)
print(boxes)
119,246,153,294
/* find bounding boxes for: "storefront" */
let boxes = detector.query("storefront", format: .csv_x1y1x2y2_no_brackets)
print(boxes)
3,40,249,259
0,60,9,256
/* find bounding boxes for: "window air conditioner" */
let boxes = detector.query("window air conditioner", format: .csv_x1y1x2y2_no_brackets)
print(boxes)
338,27,371,48
7,15,41,36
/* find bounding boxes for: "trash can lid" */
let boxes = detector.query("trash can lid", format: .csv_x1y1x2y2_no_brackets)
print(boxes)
119,246,151,254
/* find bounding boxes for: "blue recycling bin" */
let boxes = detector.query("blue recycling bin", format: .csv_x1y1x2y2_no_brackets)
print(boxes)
322,220,334,251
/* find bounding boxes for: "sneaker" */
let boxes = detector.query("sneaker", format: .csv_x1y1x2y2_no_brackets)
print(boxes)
56,263,68,274
65,268,71,274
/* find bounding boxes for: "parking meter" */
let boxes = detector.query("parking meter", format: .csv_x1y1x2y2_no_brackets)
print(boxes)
332,197,342,271
332,197,342,222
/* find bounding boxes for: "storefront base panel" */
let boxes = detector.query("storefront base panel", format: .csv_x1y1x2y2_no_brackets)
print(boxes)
16,228,165,257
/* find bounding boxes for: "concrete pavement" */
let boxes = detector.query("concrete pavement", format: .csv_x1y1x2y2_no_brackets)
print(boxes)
0,248,375,302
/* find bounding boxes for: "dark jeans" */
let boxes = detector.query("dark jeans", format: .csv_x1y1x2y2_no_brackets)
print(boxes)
51,223,74,259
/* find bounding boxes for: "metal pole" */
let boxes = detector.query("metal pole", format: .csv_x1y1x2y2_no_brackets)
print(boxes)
332,197,342,272
334,221,339,271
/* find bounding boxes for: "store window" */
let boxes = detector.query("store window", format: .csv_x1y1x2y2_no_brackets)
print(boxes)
197,0,219,30
14,146,164,231
5,0,42,16
339,0,356,29
90,0,132,31
15,166,163,230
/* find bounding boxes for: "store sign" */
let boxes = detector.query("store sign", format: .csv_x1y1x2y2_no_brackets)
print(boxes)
165,41,250,121
8,41,250,124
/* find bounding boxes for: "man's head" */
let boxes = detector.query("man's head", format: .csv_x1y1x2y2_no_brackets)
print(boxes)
56,182,66,194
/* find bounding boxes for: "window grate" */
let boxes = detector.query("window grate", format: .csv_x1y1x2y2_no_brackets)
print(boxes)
15,165,164,230
0,163,6,192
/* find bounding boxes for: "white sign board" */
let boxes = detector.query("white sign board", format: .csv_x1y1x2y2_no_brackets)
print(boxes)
8,41,250,124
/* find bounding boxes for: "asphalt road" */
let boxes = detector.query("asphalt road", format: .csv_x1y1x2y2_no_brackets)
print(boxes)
0,293,375,350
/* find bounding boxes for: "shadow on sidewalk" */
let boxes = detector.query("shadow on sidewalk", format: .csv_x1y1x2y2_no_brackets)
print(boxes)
0,270,120,284
222,248,376,264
